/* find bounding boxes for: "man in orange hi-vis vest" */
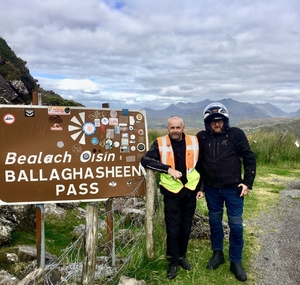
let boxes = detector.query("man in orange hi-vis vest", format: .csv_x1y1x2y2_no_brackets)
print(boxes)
141,116,204,279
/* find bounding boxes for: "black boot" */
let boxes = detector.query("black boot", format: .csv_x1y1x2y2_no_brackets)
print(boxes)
230,262,247,282
179,257,192,270
167,264,177,279
206,250,225,270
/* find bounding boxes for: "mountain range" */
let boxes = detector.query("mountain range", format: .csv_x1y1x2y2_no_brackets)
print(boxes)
144,98,300,129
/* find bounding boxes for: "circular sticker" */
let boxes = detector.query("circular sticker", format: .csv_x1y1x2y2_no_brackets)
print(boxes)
72,144,82,153
131,146,136,151
136,114,143,120
114,141,120,147
44,155,53,163
130,134,136,139
138,129,144,135
105,139,112,149
57,141,64,148
101,117,109,125
91,137,99,145
137,143,146,152
82,122,96,136
129,126,134,131
110,110,118,118
82,152,90,160
3,114,16,124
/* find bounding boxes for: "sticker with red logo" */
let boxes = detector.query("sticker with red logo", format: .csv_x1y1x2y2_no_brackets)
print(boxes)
3,114,16,124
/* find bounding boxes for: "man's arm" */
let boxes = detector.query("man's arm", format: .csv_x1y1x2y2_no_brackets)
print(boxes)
141,138,185,180
235,128,256,189
141,139,170,173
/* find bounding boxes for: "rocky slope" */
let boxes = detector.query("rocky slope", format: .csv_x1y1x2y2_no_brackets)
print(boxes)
0,37,83,107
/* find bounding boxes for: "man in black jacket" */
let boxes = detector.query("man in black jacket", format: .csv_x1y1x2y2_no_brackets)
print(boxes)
141,116,204,279
196,102,256,282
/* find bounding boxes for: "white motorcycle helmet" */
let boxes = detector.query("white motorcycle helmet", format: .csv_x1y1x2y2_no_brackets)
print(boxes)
203,102,229,132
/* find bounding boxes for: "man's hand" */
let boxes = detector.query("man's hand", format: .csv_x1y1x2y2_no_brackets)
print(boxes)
238,183,249,197
168,168,182,180
196,191,204,200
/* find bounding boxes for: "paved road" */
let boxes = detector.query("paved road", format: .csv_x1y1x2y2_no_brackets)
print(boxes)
251,188,300,285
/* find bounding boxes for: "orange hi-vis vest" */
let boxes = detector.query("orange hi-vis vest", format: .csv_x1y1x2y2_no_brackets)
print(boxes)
157,135,200,193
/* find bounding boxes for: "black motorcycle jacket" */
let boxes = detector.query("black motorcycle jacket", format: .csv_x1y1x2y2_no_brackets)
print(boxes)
196,127,256,189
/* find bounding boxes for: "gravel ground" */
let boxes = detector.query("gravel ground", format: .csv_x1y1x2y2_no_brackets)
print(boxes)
250,183,300,285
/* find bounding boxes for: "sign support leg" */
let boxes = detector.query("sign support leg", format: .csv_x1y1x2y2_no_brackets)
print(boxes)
82,202,99,285
106,198,115,266
36,204,45,268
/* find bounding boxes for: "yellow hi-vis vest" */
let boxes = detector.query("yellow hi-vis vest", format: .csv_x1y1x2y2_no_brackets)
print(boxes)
157,135,200,193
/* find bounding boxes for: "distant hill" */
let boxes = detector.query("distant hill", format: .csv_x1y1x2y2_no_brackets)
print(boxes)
253,102,287,118
144,98,300,129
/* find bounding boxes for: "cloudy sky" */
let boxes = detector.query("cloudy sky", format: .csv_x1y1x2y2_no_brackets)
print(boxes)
1,0,300,112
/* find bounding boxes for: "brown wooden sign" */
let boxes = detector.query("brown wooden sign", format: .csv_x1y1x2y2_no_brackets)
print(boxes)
0,106,147,204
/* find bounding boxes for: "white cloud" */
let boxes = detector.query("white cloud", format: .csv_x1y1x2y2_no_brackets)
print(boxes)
57,79,99,94
1,0,300,112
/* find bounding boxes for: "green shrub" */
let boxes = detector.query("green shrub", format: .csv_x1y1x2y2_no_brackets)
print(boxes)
250,131,300,166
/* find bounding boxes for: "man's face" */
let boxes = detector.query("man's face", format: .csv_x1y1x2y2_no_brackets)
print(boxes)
210,119,224,133
167,117,185,141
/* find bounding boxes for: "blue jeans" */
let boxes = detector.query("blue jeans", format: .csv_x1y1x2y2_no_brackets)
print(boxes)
204,186,244,262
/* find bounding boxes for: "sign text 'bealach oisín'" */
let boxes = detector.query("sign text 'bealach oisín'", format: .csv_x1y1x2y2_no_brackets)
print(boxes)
4,151,143,197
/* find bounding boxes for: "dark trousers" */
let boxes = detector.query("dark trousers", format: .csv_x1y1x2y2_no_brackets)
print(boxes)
204,186,244,262
163,189,197,265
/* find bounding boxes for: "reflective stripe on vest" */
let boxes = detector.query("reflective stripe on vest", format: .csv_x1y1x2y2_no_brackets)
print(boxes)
157,135,199,171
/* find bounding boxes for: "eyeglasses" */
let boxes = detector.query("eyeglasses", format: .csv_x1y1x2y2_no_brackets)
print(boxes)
210,119,224,125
